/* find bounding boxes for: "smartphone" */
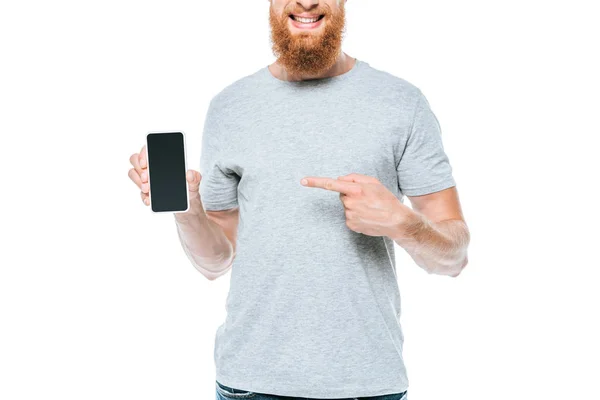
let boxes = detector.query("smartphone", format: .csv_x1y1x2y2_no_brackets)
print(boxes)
145,131,190,213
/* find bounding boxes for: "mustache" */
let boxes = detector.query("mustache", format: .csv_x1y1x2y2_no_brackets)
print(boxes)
284,4,332,17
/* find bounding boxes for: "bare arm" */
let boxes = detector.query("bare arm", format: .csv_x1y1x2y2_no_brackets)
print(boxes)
391,186,470,277
129,144,239,280
173,180,240,280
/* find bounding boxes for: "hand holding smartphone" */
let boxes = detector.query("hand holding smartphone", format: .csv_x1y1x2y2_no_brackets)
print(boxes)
145,131,190,213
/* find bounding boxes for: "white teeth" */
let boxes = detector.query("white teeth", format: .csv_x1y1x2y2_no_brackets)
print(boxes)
293,16,320,23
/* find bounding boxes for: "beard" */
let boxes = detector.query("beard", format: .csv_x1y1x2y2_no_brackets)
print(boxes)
269,3,346,77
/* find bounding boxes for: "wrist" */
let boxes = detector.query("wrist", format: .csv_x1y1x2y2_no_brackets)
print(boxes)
174,207,207,226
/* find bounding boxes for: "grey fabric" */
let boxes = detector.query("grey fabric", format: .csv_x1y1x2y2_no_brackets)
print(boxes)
198,59,456,398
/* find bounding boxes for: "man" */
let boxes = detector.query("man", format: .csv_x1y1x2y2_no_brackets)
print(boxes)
129,0,470,399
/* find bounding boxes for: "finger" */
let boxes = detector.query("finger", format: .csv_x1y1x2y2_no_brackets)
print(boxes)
339,191,353,202
339,192,349,205
337,173,379,184
140,191,149,206
128,168,142,190
187,169,201,193
139,145,147,169
129,153,143,175
301,176,361,195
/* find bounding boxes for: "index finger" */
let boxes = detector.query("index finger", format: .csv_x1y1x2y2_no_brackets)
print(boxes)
301,176,361,195
139,144,147,168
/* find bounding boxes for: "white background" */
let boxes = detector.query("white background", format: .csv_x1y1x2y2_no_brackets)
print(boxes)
1,1,598,399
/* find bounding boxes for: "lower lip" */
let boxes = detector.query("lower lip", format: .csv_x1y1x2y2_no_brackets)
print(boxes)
289,16,324,30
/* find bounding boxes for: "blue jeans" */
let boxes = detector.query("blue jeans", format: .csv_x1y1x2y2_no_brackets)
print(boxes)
215,380,408,400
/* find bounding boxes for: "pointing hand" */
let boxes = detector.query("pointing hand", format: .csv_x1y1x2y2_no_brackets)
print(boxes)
300,173,415,237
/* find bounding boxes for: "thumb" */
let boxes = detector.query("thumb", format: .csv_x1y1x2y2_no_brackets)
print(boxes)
186,169,202,193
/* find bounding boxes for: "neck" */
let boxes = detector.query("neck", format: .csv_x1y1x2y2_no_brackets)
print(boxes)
269,51,355,82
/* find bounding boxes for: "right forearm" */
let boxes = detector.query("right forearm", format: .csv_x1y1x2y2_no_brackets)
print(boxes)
174,211,234,276
130,143,232,277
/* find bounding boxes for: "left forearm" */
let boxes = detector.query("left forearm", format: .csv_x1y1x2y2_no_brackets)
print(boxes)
391,211,470,277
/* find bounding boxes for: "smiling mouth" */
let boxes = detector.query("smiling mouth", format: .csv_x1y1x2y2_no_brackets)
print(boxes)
289,14,325,24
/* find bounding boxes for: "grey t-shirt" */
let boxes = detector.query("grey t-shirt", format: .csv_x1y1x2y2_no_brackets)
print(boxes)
198,58,456,398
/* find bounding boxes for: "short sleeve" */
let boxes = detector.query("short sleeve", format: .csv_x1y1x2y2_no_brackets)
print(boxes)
396,90,456,196
199,98,240,211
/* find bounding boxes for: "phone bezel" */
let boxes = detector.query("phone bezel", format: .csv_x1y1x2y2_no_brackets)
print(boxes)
145,130,190,214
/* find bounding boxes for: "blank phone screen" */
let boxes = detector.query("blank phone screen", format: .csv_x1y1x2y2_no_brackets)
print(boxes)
146,132,188,212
